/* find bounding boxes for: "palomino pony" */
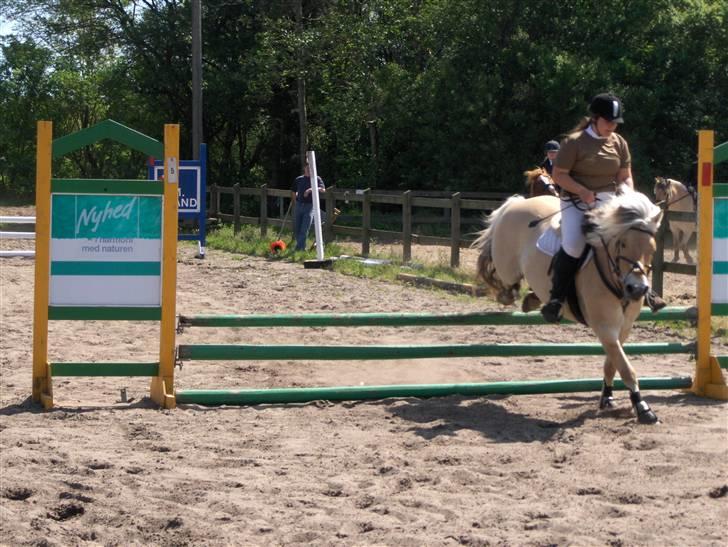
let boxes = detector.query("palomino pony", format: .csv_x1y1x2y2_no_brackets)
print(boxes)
472,191,663,423
653,177,696,263
524,167,558,198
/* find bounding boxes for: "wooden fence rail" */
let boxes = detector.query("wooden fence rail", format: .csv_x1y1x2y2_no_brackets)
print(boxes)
206,185,695,279
208,184,506,267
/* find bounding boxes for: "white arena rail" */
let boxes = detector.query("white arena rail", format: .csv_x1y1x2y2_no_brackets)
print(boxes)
0,216,36,258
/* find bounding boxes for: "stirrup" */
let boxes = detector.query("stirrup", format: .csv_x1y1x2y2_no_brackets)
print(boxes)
541,299,563,323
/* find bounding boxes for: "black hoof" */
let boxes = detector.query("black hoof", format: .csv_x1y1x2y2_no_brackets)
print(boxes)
635,403,659,424
541,300,562,323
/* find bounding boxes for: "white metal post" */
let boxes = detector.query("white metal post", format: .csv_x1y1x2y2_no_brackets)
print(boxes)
306,150,325,261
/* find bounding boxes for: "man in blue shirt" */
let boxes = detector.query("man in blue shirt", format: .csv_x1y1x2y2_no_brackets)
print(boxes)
291,163,325,251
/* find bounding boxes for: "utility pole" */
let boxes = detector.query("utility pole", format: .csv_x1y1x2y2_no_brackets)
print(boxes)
191,0,203,159
295,0,307,170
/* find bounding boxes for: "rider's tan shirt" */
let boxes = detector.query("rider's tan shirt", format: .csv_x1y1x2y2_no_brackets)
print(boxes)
555,130,631,191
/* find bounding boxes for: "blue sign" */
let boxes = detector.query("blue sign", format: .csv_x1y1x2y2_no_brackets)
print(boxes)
151,165,200,214
148,143,207,257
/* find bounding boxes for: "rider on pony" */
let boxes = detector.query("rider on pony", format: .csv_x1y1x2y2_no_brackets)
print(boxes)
540,140,560,176
541,93,665,324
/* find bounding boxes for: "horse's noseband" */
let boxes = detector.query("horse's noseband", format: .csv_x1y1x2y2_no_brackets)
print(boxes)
598,226,655,303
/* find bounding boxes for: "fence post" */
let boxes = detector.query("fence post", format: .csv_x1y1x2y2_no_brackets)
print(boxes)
233,183,241,235
450,192,461,268
325,185,335,242
209,185,219,217
403,190,412,263
652,207,668,296
362,188,371,257
259,184,268,237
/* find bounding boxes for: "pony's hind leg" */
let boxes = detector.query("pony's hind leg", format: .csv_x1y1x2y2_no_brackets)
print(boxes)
521,290,541,312
682,231,694,264
672,229,681,262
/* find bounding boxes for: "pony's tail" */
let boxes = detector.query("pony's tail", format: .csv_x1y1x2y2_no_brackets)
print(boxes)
471,196,524,299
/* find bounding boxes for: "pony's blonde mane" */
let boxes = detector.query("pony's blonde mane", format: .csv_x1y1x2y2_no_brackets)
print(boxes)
584,191,662,246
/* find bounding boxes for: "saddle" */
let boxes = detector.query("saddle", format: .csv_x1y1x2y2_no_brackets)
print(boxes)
536,225,590,325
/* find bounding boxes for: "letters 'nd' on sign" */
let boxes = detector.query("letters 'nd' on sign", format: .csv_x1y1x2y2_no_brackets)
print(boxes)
49,193,163,307
153,165,201,214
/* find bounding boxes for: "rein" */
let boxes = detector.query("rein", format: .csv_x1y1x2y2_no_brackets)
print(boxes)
655,179,693,209
594,226,654,302
656,190,691,209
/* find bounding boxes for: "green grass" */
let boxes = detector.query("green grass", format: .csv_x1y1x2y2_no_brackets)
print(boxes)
205,224,477,293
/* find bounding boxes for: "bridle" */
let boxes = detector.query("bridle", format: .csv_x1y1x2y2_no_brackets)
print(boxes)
593,226,655,303
654,177,692,209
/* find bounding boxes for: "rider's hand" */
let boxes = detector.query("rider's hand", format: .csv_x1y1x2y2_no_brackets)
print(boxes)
579,186,597,205
616,183,631,196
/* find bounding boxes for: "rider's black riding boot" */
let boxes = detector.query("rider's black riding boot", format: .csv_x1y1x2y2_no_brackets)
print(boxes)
541,248,581,323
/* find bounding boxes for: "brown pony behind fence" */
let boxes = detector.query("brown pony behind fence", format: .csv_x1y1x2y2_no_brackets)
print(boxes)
524,167,558,198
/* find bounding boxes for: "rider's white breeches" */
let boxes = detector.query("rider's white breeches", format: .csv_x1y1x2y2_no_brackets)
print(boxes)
560,192,616,258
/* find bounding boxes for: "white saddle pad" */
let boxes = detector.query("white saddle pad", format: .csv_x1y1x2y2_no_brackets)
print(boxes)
536,226,593,269
536,226,561,257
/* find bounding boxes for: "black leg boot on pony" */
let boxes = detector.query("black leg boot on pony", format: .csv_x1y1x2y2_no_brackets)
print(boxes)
599,383,615,410
629,390,658,424
541,248,581,323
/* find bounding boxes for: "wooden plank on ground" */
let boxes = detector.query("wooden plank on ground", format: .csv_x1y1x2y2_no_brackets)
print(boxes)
397,273,489,297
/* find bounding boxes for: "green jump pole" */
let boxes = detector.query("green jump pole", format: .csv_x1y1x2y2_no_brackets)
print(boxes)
175,376,693,406
178,306,695,329
50,362,160,377
177,342,694,361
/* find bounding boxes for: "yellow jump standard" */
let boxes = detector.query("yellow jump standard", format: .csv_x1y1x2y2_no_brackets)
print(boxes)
31,120,179,408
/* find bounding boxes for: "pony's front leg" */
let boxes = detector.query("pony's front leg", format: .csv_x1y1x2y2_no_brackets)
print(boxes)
595,329,658,424
600,356,617,409
683,235,694,264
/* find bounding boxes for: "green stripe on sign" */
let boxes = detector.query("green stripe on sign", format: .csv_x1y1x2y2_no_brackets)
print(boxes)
714,262,728,274
715,199,728,238
52,179,164,195
713,184,728,198
51,261,160,275
49,306,161,320
712,303,728,317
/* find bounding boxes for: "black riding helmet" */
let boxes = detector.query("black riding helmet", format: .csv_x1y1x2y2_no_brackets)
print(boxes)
589,93,624,123
544,140,560,152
